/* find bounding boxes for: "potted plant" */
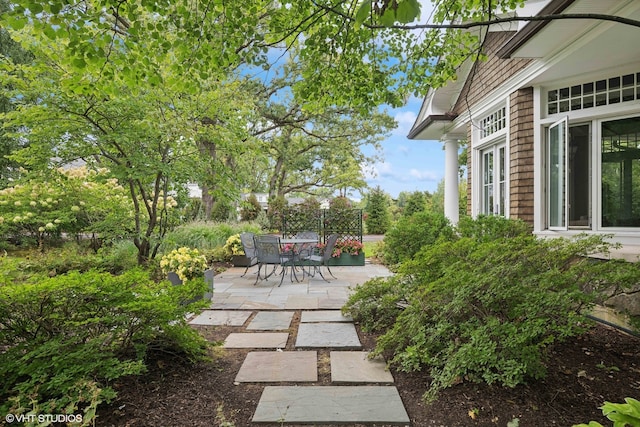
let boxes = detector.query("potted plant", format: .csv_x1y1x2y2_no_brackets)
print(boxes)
224,234,252,266
323,238,366,266
160,247,212,300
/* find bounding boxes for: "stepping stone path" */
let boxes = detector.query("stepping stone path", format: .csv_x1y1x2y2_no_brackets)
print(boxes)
191,309,410,425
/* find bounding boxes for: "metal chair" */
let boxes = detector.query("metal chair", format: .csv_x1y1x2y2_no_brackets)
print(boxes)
253,235,296,286
239,232,259,277
303,233,339,281
293,230,319,260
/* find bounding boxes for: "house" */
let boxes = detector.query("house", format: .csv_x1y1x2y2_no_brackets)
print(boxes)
409,0,640,247
408,0,640,327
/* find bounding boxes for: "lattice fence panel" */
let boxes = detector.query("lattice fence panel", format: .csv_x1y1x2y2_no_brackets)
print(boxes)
281,208,362,245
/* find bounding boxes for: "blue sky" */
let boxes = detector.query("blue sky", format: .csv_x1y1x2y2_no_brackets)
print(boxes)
359,0,443,199
361,97,443,199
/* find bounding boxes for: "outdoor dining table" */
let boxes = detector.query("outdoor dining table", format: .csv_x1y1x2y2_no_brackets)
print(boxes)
279,237,319,281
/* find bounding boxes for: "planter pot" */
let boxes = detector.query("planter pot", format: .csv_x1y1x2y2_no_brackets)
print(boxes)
326,252,365,266
232,255,252,267
166,269,214,302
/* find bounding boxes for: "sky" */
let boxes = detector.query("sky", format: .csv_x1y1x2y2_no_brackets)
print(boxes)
360,97,444,199
358,0,445,200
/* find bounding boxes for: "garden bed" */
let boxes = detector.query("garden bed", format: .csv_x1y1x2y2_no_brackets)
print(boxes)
96,318,640,427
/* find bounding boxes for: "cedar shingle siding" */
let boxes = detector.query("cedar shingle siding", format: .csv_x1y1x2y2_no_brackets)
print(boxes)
453,32,531,115
455,31,534,222
509,88,534,223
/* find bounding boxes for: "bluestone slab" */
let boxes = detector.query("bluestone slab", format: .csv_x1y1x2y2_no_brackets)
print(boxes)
223,333,288,349
331,351,394,383
246,311,294,330
235,351,317,382
300,310,352,323
252,386,410,424
295,323,361,348
189,310,252,326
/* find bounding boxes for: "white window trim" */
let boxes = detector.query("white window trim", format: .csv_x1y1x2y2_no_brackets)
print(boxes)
534,87,640,239
472,102,510,218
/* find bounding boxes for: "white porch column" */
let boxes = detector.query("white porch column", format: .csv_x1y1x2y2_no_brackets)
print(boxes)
443,135,461,225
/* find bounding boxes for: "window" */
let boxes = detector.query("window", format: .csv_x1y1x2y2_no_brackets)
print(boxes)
547,72,640,115
546,119,591,230
601,117,640,227
481,143,506,216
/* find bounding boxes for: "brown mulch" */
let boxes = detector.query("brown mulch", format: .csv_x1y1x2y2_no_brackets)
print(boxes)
95,308,640,427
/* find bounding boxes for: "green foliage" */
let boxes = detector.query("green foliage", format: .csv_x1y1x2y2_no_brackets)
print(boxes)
0,167,136,250
345,222,639,401
7,241,138,277
241,194,262,221
267,195,288,231
160,221,261,253
0,268,209,424
382,210,453,266
211,199,234,222
342,276,412,333
456,214,532,241
365,186,391,234
402,191,427,217
574,398,640,427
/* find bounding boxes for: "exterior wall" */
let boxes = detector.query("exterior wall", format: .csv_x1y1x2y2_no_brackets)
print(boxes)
466,123,472,216
452,32,532,116
509,88,535,224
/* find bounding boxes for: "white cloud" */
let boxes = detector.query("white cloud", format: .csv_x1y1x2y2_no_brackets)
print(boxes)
409,169,438,181
393,110,418,136
362,161,394,180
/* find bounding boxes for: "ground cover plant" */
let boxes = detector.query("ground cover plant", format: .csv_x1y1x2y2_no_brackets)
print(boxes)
0,266,210,425
344,216,640,402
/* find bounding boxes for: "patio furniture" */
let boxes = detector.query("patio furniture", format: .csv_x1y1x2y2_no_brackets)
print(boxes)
239,232,259,277
253,235,297,286
301,233,339,281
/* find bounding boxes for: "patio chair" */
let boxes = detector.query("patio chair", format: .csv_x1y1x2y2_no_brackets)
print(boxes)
239,232,259,277
253,235,297,286
302,233,339,282
293,230,319,259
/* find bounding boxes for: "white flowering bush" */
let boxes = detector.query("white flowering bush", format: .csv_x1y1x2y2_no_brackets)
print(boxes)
0,167,135,249
160,247,208,282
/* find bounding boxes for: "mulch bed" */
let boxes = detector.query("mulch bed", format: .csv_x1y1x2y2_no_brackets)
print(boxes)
96,310,640,427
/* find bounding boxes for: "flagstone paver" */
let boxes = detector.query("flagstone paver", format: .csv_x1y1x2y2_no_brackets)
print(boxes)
235,351,317,382
223,332,288,349
295,322,361,348
330,351,394,383
300,310,352,323
246,311,294,330
202,263,411,425
252,386,410,424
188,310,252,326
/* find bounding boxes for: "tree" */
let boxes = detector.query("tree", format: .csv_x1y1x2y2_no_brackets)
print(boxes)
365,186,391,234
403,191,427,217
3,1,637,111
0,15,253,264
246,63,394,199
0,0,32,188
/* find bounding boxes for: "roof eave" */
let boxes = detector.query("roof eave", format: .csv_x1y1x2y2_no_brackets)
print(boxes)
407,113,458,140
497,0,576,59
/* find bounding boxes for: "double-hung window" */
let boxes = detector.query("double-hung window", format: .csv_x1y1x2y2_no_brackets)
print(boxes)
481,143,507,216
477,107,508,216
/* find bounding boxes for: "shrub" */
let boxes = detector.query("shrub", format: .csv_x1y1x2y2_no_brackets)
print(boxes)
382,211,454,266
456,214,532,241
0,268,209,424
345,231,640,402
160,221,261,253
